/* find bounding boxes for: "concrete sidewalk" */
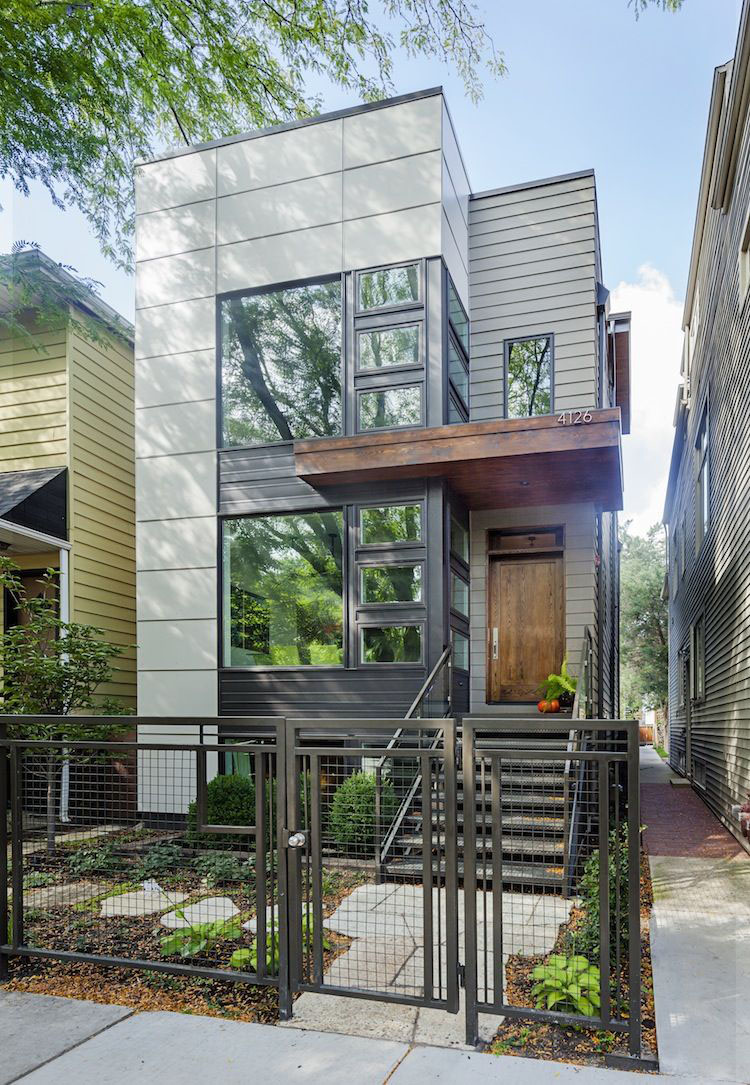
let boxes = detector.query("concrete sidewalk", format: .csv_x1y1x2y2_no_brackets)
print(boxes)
641,746,750,1085
0,990,740,1085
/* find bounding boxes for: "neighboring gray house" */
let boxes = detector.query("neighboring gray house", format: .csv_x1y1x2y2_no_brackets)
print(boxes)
134,89,631,776
663,2,750,851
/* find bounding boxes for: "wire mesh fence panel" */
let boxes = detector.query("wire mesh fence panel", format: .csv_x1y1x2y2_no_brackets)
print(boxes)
1,718,283,989
463,720,641,1055
286,720,459,1011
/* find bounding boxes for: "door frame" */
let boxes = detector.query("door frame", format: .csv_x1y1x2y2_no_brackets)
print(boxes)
485,527,565,704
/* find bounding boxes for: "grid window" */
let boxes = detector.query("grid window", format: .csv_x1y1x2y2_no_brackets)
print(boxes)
358,324,420,370
357,264,420,310
361,625,422,664
360,504,422,546
358,385,422,430
360,564,423,604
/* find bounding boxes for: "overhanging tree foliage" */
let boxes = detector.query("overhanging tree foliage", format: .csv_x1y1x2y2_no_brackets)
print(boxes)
619,523,669,718
0,557,129,852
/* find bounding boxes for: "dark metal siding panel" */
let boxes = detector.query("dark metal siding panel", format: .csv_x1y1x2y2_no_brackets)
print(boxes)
666,98,750,842
219,444,336,515
219,667,425,718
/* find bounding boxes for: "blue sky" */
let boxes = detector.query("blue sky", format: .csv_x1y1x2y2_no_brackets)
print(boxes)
0,0,743,529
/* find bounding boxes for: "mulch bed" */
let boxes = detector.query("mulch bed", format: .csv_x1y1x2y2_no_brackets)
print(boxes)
488,853,657,1069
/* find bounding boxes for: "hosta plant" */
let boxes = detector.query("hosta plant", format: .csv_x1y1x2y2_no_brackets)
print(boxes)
229,913,329,975
531,954,601,1017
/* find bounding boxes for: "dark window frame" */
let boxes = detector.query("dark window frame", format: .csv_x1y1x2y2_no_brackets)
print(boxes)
357,559,426,608
451,627,470,673
691,614,706,703
358,620,426,666
354,260,423,316
504,332,555,419
357,500,426,550
219,507,347,671
355,319,424,376
216,272,345,452
356,382,425,433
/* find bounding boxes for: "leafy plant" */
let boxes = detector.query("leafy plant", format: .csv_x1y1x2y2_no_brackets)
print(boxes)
192,851,253,888
328,771,397,853
133,842,183,881
229,912,329,975
531,955,601,1017
160,912,243,960
23,871,55,889
67,843,119,876
539,658,578,704
577,826,632,961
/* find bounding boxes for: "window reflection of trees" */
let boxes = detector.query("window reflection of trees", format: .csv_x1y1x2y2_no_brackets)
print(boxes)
221,280,342,446
507,336,552,418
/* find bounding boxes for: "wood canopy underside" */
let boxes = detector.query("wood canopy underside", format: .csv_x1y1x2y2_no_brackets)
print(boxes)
294,409,623,511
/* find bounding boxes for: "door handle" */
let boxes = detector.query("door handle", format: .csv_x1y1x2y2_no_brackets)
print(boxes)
492,627,498,661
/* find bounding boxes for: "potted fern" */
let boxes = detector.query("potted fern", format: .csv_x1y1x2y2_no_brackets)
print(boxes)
537,658,577,713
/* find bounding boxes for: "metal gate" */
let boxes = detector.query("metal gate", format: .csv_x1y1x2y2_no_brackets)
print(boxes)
279,718,459,1017
462,718,641,1056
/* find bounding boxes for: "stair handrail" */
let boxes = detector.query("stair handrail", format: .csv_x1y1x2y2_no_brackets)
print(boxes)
562,627,593,895
375,645,452,877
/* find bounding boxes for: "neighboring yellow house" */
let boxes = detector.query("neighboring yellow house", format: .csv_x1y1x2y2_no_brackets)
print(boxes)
0,249,136,708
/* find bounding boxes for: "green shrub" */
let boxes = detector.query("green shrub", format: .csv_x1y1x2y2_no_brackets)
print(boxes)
328,771,397,853
186,773,256,844
193,851,252,887
67,843,119,876
532,954,601,1017
133,842,183,881
577,825,631,961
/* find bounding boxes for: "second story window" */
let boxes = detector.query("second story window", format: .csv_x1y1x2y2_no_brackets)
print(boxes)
695,403,709,552
357,263,420,310
220,277,342,447
505,335,552,418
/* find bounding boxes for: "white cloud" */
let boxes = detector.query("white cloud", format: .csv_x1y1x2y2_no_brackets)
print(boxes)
610,264,683,535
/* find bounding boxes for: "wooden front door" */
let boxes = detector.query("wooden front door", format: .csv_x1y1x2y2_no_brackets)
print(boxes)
488,554,564,702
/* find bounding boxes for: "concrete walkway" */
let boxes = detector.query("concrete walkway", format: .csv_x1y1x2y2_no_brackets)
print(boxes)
0,991,739,1085
641,746,750,1084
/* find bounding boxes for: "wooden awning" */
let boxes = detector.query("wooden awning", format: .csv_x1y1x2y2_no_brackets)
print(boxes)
294,409,623,511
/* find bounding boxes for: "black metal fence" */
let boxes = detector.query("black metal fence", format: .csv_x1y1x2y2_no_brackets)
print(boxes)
0,714,642,1058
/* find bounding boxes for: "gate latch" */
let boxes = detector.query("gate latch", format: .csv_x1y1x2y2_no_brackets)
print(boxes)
457,962,466,988
284,829,308,849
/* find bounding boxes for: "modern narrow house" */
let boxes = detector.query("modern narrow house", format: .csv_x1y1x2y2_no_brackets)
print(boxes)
0,249,136,709
134,89,630,740
663,3,750,851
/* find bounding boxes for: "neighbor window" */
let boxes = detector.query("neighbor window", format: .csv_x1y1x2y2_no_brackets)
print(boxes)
506,335,552,417
360,504,422,545
451,573,469,617
361,625,422,663
692,616,705,701
360,564,423,604
358,385,422,430
451,629,469,671
220,278,342,446
358,324,420,370
223,511,343,666
695,404,709,551
357,263,420,310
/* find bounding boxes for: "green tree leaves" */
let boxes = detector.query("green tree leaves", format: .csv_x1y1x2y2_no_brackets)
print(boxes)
619,523,669,716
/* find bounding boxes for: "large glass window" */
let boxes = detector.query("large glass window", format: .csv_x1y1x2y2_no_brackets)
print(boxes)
220,278,342,446
358,386,421,431
360,504,422,545
358,325,420,370
506,336,552,418
450,515,469,563
357,264,420,310
360,564,422,604
361,625,422,664
224,512,343,666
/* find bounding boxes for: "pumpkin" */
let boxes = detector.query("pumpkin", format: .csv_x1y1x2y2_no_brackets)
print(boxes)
548,699,560,713
537,700,549,713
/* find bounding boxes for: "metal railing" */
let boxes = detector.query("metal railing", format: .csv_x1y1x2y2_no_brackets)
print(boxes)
374,645,452,878
563,628,594,894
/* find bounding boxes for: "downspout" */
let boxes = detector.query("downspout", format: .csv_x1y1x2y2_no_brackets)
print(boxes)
58,548,71,824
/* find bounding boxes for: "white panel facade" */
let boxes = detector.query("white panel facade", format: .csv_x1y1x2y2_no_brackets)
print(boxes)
136,201,216,262
136,147,216,214
135,249,215,309
217,119,343,195
135,400,216,458
135,349,216,409
343,96,441,168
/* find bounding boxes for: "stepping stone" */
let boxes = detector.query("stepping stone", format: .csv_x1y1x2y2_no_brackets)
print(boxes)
25,882,99,909
160,896,239,929
100,889,188,918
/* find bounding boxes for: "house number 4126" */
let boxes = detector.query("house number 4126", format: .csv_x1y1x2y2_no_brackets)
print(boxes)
557,409,593,425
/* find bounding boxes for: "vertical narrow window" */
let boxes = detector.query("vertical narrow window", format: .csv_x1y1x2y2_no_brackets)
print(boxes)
692,616,705,701
695,404,709,552
220,278,342,446
740,210,750,304
679,512,686,577
506,336,552,418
